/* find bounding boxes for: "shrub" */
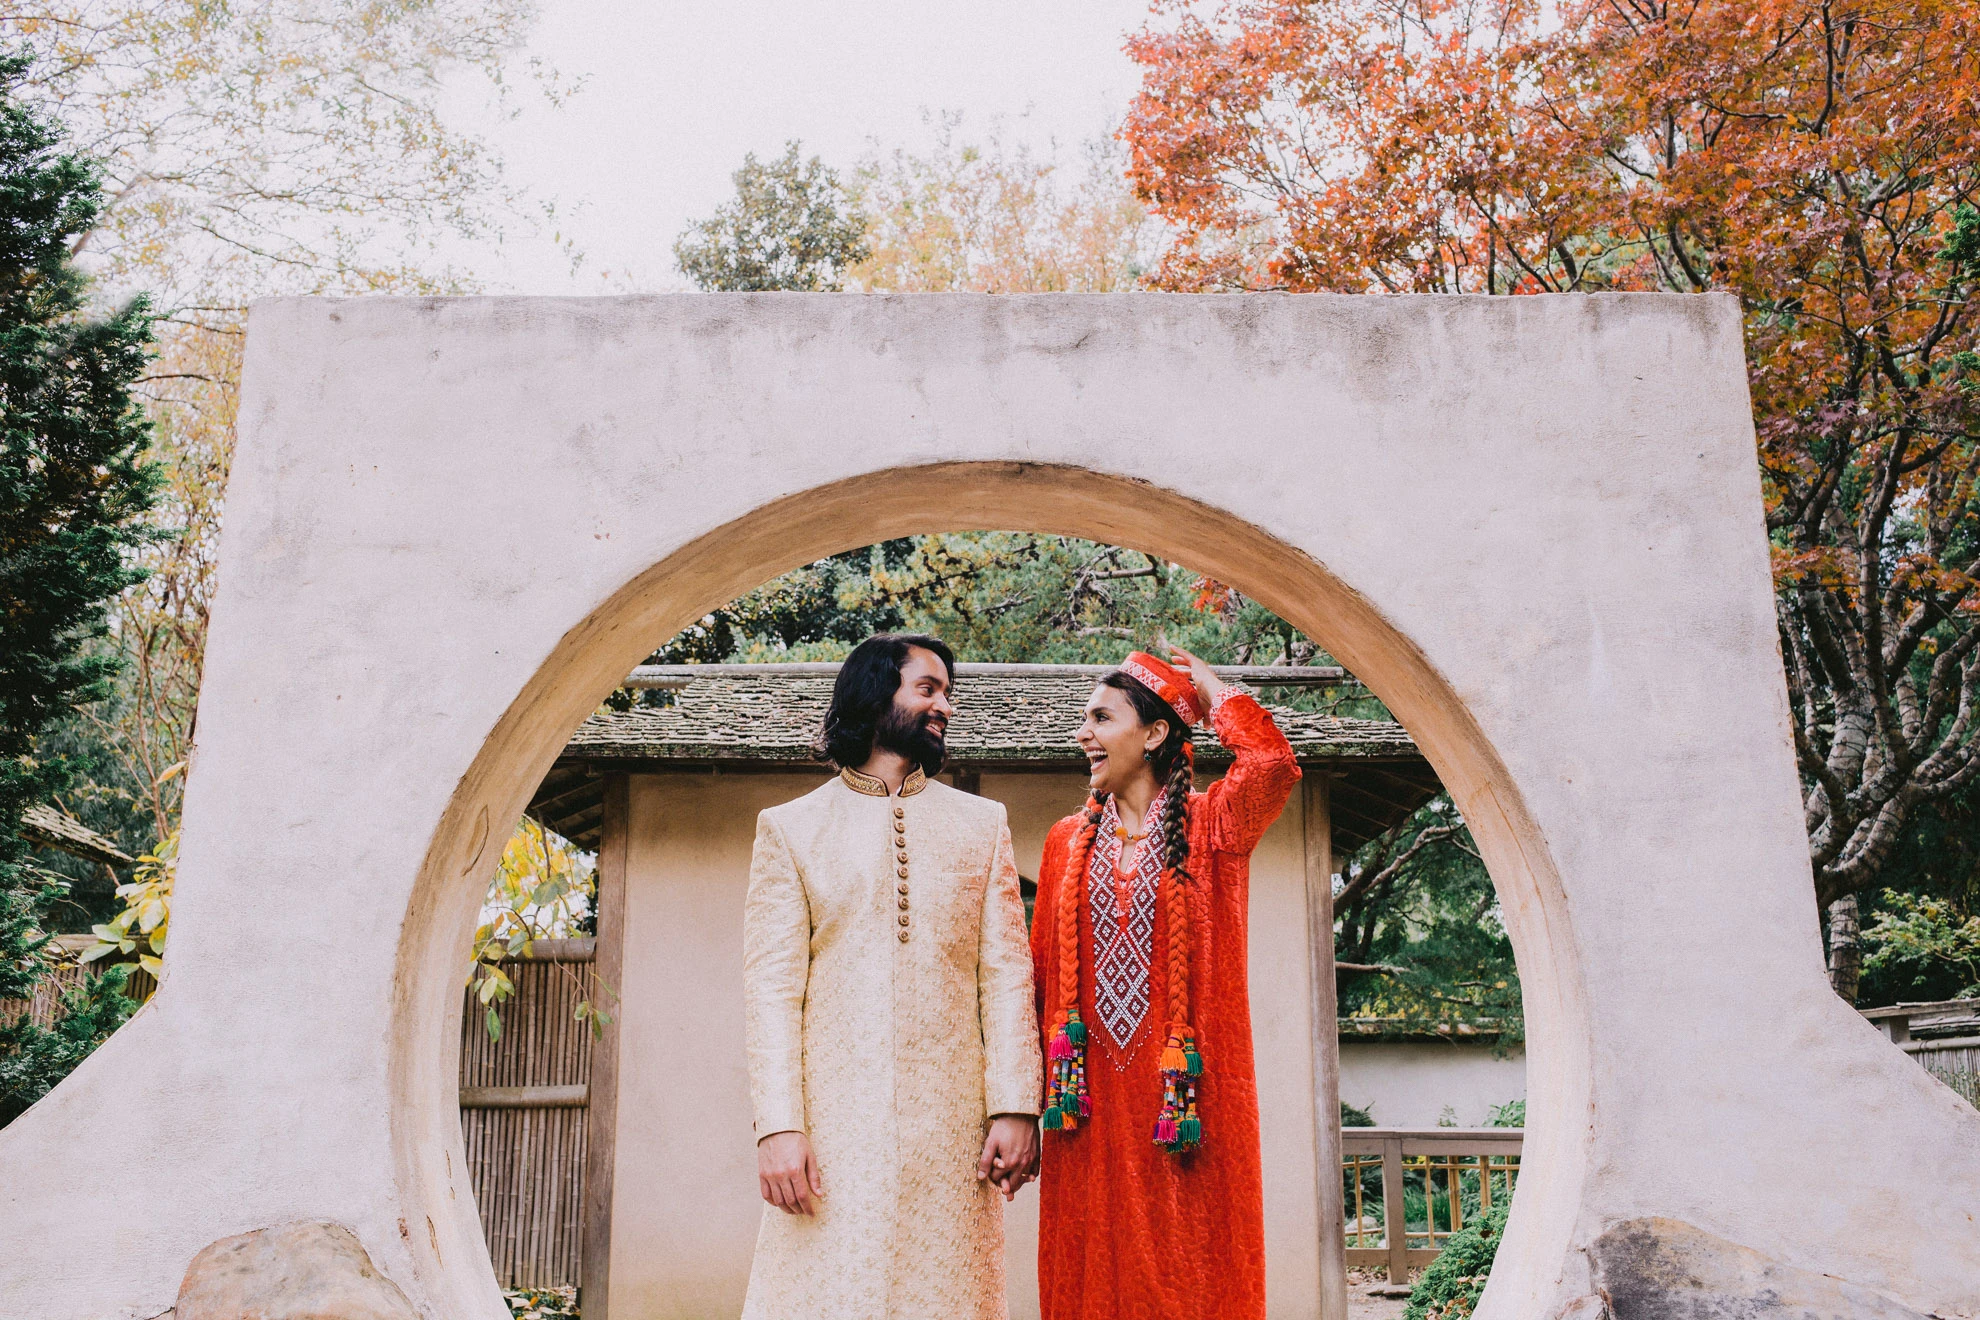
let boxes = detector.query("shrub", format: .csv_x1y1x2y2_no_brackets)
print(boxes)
1403,1198,1510,1320
504,1286,578,1319
0,964,135,1125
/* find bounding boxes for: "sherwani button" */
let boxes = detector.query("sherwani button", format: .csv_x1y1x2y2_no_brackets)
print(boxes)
898,897,910,910
898,883,909,895
898,866,909,878
898,930,910,942
897,850,910,863
893,806,904,818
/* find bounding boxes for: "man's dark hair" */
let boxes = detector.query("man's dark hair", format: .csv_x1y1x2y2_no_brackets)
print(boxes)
814,633,956,771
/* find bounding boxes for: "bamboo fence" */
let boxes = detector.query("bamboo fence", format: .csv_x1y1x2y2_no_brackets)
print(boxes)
458,947,595,1289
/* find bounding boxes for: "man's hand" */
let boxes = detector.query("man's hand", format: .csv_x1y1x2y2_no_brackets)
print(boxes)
977,1114,1040,1201
758,1130,823,1216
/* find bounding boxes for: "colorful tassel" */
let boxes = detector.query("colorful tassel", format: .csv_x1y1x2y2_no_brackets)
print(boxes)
1046,1010,1090,1138
1152,1030,1206,1154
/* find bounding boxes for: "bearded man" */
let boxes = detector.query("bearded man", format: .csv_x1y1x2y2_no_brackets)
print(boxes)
742,633,1043,1320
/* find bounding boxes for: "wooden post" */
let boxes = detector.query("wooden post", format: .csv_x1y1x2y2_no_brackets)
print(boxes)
1381,1136,1410,1285
581,775,629,1317
1304,775,1349,1320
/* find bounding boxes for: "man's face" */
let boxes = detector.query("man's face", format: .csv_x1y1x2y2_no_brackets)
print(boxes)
875,646,954,772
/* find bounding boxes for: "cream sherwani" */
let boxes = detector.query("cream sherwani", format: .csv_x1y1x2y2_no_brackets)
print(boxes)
742,767,1043,1320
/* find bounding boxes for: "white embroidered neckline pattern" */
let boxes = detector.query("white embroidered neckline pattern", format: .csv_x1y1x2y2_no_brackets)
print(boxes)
1088,792,1165,1060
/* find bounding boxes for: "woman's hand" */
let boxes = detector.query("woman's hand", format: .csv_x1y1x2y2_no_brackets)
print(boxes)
758,1130,823,1215
1167,642,1225,716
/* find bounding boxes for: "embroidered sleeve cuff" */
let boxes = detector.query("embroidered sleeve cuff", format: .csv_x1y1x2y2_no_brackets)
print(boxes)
986,1089,1043,1120
1210,683,1255,713
752,1100,806,1138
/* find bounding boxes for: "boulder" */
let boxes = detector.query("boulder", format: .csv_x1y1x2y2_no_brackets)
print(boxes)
174,1221,417,1320
1589,1218,1935,1319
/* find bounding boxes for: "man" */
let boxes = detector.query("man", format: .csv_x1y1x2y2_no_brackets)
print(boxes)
742,633,1042,1320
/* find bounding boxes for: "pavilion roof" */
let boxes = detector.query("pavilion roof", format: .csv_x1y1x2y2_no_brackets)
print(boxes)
22,803,133,868
529,672,1439,858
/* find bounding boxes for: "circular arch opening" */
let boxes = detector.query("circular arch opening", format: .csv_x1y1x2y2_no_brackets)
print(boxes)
390,460,1592,1316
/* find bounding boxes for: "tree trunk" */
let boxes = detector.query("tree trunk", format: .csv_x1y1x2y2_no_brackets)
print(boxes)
1827,893,1863,1004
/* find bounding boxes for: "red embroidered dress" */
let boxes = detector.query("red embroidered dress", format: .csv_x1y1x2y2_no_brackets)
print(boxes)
1030,692,1300,1320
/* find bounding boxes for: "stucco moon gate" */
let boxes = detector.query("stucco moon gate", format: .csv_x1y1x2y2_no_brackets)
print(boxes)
0,294,1976,1320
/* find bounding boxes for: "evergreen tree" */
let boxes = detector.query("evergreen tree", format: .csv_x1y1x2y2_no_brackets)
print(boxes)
0,49,155,1119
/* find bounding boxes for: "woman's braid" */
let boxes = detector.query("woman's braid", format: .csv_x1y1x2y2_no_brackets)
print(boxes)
1059,797,1105,1026
1162,743,1195,1028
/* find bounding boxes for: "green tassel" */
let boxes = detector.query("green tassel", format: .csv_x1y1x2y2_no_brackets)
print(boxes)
1185,1049,1204,1076
1066,1018,1087,1046
1179,1117,1201,1144
1042,1105,1063,1130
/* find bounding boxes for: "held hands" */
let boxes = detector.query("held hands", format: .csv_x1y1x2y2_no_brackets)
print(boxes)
758,1130,823,1215
762,1118,1037,1215
977,1114,1041,1201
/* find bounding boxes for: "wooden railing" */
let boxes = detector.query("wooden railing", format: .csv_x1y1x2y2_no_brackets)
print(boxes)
1341,1127,1523,1283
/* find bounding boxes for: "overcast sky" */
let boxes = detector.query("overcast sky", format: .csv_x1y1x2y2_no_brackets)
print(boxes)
457,0,1154,293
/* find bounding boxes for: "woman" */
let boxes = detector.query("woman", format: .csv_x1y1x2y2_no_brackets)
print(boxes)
1030,645,1301,1320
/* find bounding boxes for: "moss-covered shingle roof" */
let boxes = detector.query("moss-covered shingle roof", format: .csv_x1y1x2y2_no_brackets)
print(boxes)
530,673,1439,857
565,673,1419,765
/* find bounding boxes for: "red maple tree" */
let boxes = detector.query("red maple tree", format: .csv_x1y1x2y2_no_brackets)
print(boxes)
1123,0,1980,993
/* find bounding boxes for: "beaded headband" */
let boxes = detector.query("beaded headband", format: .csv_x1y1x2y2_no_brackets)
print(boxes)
1118,651,1205,726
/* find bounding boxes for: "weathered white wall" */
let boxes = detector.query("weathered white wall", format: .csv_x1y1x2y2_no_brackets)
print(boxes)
0,294,1971,1320
1338,1041,1527,1129
611,766,1323,1320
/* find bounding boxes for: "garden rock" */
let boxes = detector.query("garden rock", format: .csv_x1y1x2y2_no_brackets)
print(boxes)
1590,1218,1934,1319
173,1221,416,1320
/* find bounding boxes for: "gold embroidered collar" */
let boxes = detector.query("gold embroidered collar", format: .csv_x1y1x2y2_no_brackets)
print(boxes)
839,765,928,798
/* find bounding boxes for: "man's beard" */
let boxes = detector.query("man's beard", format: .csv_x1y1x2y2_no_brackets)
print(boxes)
875,703,947,776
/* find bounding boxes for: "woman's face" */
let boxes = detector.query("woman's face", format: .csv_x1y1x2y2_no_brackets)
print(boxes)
1077,683,1169,797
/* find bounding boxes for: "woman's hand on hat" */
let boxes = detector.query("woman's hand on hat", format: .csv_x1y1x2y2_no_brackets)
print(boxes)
1167,643,1224,713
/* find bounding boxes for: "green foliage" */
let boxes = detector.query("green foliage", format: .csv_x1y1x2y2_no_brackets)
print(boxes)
81,828,173,977
1859,889,1980,1003
1486,1099,1525,1128
674,142,871,292
470,818,611,1042
1858,775,1980,1006
0,50,155,1064
654,532,1381,696
647,542,918,669
503,1285,578,1319
1403,1197,1510,1320
0,962,134,1126
1336,799,1522,1043
1341,1099,1375,1127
